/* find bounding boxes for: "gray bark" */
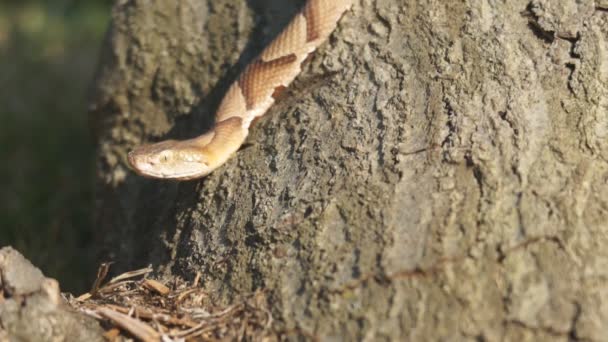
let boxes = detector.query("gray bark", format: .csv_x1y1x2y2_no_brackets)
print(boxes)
91,0,608,340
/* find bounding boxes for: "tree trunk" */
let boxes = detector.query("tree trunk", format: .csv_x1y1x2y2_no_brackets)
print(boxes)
90,0,608,339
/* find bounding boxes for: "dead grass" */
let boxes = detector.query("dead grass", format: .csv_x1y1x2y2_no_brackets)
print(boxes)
68,264,275,341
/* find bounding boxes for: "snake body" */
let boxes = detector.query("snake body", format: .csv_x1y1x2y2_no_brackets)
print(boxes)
128,0,352,180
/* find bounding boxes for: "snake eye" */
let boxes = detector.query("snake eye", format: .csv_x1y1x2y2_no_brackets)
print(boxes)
158,151,171,163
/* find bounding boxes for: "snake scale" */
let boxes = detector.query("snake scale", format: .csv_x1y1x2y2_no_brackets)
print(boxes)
128,0,352,180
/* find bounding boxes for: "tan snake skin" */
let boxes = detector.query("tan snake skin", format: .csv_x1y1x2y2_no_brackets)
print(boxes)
128,0,352,180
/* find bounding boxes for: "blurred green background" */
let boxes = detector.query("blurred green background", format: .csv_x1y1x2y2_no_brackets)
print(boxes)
0,0,111,293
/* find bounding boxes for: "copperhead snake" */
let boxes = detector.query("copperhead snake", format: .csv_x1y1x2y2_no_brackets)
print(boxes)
128,0,352,180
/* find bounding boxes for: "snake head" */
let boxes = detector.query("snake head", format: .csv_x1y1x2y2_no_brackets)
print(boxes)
128,117,246,180
128,139,213,180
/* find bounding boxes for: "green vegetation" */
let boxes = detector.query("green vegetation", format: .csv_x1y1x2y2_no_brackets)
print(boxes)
0,1,111,293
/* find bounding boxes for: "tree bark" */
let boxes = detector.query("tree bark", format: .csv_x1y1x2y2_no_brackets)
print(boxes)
90,0,608,340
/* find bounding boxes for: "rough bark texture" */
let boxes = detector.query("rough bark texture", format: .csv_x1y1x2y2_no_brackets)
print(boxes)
91,0,608,340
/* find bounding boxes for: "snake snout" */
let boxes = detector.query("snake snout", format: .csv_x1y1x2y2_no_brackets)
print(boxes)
127,151,136,165
127,150,155,172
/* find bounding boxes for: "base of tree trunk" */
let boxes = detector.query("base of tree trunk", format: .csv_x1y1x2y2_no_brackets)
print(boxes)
88,0,608,340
